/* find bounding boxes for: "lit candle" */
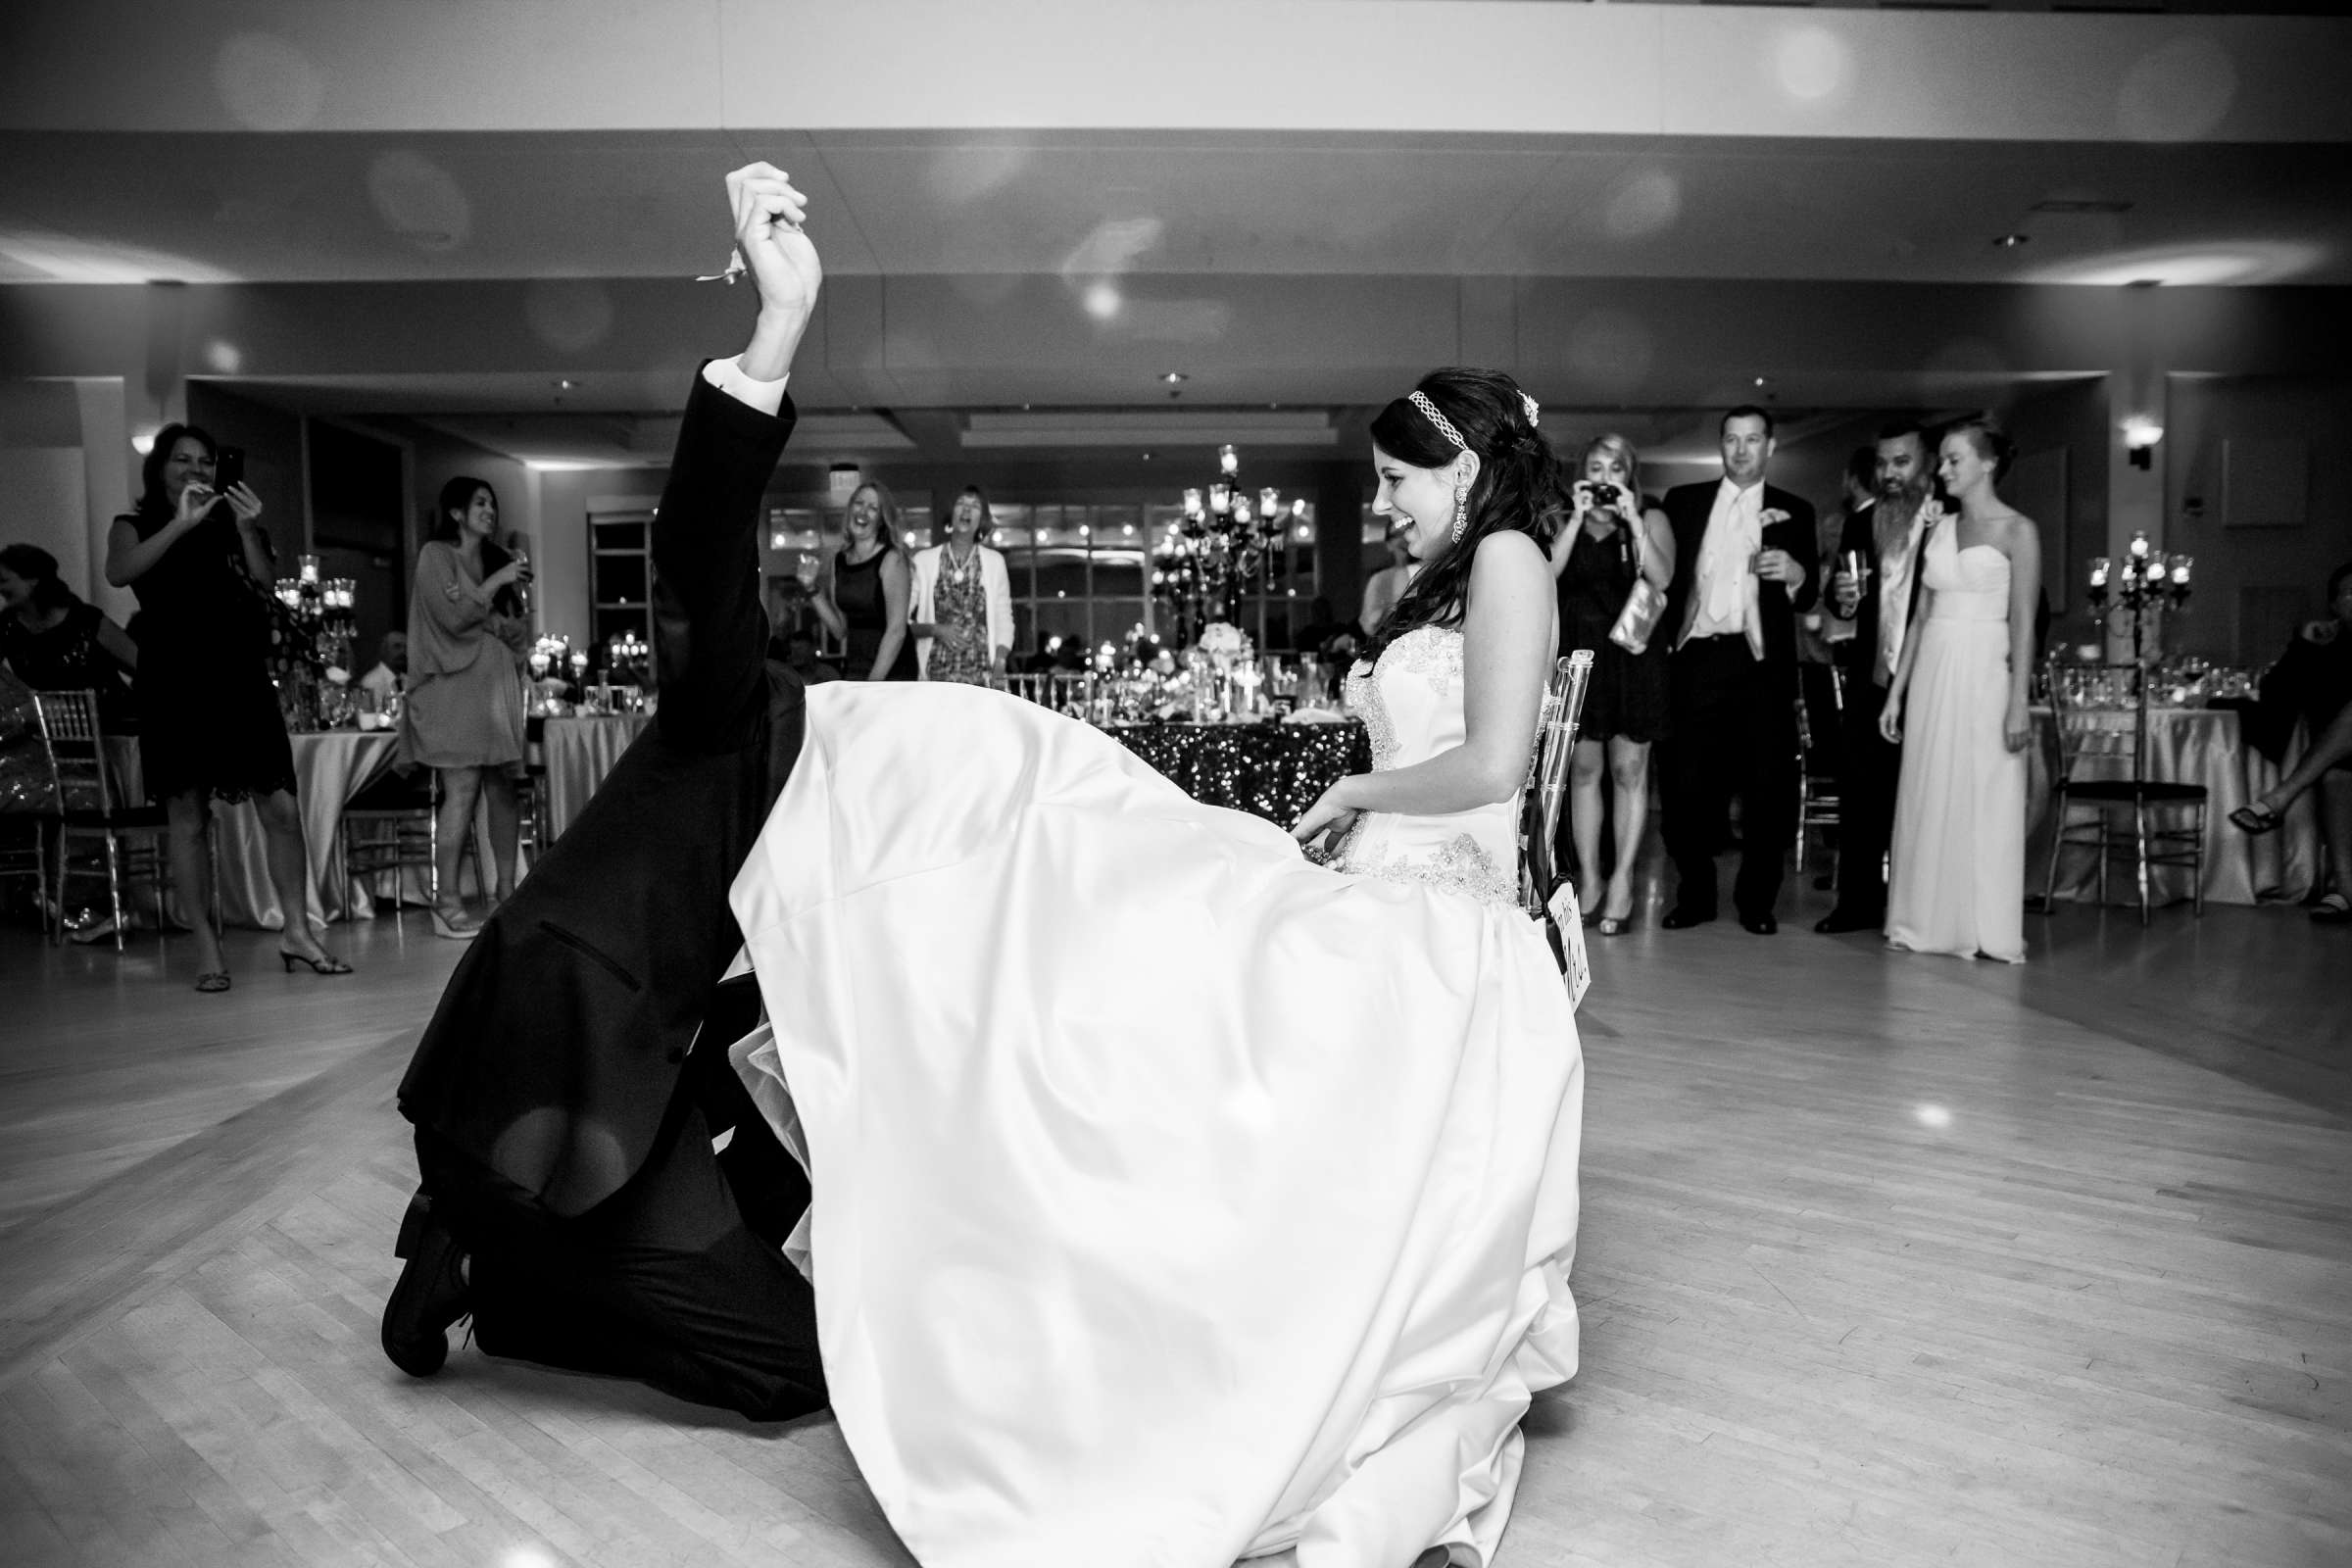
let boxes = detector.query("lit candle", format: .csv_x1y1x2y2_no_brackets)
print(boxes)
2089,557,2110,589
1259,487,1279,516
1233,500,1252,525
2169,554,2192,587
2128,532,2150,560
299,554,320,584
1209,481,1231,513
1183,487,1202,518
1218,444,1239,476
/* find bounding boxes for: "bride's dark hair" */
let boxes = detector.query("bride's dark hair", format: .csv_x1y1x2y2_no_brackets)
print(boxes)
1359,368,1571,664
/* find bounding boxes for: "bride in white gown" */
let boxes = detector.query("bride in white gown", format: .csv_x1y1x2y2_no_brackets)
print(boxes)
728,370,1585,1567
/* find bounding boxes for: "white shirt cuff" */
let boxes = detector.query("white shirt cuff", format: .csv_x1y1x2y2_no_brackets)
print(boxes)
702,355,790,416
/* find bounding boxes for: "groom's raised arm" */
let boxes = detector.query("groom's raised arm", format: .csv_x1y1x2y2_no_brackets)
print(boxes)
647,165,823,753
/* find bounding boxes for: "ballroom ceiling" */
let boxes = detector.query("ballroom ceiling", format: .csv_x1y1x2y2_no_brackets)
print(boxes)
3,1,2347,468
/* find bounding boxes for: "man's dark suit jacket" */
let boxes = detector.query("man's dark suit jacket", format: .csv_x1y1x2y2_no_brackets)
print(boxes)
1659,479,1821,666
399,368,805,1218
1833,500,1907,687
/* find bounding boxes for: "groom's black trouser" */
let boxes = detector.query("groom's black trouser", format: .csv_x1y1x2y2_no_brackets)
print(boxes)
416,1046,825,1423
1661,636,1799,919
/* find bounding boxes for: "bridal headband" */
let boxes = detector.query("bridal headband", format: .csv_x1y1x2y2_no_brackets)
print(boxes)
1409,391,1466,452
1409,389,1544,454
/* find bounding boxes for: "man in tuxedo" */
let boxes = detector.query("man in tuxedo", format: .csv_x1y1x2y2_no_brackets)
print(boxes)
380,166,832,1421
1658,406,1820,934
1817,422,1935,933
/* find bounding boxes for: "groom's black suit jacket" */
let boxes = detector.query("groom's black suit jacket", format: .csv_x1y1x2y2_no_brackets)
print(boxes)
1658,479,1821,669
399,368,804,1218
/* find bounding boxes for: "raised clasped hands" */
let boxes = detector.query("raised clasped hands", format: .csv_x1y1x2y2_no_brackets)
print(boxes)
726,163,821,328
1831,569,1861,615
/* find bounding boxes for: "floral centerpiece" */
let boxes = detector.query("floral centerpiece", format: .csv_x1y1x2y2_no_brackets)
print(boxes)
1195,620,1253,669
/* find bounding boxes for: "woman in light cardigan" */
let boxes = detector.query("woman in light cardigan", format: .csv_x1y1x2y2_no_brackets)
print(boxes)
909,485,1014,683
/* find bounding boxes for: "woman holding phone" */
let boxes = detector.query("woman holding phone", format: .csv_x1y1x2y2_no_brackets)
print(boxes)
106,424,350,991
405,476,533,939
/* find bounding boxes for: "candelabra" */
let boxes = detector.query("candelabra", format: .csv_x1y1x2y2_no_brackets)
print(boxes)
1152,444,1305,650
272,556,360,728
607,629,652,692
2084,530,2191,777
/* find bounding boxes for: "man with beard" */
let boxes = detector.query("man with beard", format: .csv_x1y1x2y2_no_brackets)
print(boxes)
1816,420,1935,934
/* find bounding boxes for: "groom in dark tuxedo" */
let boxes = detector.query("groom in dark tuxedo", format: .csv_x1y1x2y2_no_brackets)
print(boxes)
380,166,832,1420
1657,406,1820,934
1816,421,1935,933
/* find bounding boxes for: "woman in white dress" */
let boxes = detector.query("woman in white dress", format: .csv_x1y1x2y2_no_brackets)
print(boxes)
1880,416,2040,962
727,369,1584,1567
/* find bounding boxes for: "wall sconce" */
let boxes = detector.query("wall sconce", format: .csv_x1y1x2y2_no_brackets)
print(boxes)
2121,416,2164,471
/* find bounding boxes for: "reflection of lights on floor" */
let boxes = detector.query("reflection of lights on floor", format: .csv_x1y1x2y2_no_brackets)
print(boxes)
1915,1104,1953,1130
501,1546,558,1568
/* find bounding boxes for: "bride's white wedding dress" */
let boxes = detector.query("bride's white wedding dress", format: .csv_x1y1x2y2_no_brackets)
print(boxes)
729,624,1584,1568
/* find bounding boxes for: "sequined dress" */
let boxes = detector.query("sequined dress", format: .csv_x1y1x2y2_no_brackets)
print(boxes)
924,545,993,686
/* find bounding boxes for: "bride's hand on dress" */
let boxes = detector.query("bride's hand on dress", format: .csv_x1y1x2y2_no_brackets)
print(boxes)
1877,696,1903,745
2003,697,2031,754
1292,778,1361,852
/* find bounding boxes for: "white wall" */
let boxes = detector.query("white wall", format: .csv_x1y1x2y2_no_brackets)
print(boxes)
0,447,91,592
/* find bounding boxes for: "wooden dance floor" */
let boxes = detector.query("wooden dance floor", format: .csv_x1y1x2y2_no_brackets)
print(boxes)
1,878,2346,1567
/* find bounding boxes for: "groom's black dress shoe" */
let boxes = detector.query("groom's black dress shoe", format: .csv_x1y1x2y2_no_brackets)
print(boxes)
1813,907,1881,934
1740,912,1780,935
1660,906,1715,930
382,1192,470,1377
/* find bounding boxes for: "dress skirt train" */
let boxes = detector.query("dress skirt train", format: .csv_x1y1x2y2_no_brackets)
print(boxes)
728,682,1584,1568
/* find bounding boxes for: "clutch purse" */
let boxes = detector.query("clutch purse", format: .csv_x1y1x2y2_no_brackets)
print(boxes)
1608,575,1667,657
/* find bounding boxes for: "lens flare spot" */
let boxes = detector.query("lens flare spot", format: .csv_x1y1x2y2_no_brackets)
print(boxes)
1914,1104,1953,1130
1774,25,1853,105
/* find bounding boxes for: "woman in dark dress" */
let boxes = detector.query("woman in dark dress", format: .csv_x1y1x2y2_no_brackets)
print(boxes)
105,424,349,990
0,543,140,732
809,479,918,682
1548,432,1676,935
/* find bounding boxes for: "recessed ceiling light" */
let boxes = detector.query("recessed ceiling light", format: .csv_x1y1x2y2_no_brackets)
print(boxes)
1994,233,2031,248
552,378,580,390
1160,371,1188,385
1753,376,1770,387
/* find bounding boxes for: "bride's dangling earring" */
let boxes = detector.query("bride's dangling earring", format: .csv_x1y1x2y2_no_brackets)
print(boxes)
1450,483,1469,543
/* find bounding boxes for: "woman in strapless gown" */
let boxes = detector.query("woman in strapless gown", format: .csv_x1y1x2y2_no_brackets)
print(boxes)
1882,417,2041,963
726,370,1584,1568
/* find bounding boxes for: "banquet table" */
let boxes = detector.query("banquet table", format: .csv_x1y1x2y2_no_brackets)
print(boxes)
541,713,656,840
1108,719,1368,825
2028,705,2319,908
210,728,405,930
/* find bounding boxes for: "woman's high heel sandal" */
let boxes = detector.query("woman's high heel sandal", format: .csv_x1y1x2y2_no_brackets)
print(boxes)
431,902,480,941
2229,802,2281,836
280,949,352,976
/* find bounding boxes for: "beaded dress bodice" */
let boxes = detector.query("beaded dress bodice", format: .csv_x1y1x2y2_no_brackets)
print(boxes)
1334,625,1519,907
